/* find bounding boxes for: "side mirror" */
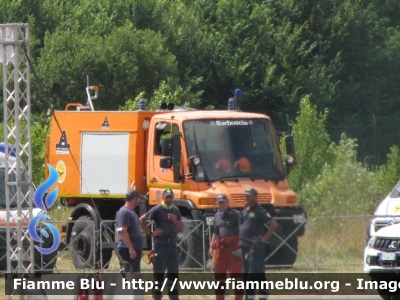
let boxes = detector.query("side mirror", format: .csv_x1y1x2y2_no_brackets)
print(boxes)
160,137,173,156
160,158,172,168
285,136,295,155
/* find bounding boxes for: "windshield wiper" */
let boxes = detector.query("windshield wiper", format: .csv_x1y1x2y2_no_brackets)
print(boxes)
218,176,239,183
218,175,266,182
269,175,286,183
248,174,268,181
218,174,285,183
192,125,210,184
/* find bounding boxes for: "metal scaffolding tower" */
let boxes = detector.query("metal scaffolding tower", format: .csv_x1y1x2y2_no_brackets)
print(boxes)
0,23,33,276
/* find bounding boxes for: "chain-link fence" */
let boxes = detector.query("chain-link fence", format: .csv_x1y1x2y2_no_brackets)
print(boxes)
311,215,372,271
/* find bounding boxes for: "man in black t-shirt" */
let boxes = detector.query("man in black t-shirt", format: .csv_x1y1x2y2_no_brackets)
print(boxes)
116,189,143,273
140,188,184,300
239,188,278,300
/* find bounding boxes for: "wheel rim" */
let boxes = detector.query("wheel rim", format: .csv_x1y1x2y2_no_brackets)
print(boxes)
75,232,91,260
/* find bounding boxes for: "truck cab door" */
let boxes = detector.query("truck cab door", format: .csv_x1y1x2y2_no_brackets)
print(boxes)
151,122,182,184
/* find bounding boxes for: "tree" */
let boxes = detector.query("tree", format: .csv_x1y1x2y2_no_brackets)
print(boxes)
120,80,202,111
288,95,333,192
300,135,378,216
35,24,179,112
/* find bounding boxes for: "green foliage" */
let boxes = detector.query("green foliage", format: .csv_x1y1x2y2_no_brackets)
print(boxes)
31,115,50,185
35,24,179,111
375,146,400,199
286,96,386,216
0,116,48,186
120,80,202,111
288,96,333,192
299,135,378,216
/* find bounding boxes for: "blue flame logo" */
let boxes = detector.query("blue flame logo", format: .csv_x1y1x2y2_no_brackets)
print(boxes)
28,164,60,255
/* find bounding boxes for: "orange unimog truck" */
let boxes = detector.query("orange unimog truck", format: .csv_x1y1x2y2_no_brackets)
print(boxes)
46,87,306,269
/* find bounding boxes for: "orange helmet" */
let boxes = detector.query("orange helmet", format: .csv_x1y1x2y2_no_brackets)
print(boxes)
235,157,251,172
214,158,232,172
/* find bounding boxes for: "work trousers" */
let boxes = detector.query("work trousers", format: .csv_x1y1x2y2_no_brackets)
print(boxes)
213,242,243,300
117,247,142,273
152,243,179,300
241,244,269,299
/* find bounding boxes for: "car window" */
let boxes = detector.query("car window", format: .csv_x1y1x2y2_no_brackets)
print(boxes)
0,168,30,209
389,181,400,198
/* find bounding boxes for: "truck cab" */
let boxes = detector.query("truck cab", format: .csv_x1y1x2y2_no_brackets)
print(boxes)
147,111,306,266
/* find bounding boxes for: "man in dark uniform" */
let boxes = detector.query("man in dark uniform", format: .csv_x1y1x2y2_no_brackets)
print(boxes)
140,188,184,300
116,189,143,273
208,194,243,300
239,188,278,300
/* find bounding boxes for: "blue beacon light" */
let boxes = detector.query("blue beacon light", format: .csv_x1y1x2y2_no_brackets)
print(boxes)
139,98,146,110
228,89,243,110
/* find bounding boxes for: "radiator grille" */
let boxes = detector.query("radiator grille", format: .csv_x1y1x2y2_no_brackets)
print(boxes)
374,238,400,251
231,193,272,206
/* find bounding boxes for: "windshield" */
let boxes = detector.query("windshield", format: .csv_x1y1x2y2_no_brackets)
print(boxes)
183,119,285,182
0,169,30,209
390,181,400,198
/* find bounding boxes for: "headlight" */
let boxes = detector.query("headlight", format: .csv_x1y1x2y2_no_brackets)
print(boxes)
193,157,201,166
187,156,201,166
368,236,377,247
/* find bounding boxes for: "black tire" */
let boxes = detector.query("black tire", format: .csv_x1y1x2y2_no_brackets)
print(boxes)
71,215,96,269
69,216,113,270
1,234,57,272
31,227,57,272
279,234,298,265
101,249,113,269
99,222,115,269
177,217,203,269
264,226,298,267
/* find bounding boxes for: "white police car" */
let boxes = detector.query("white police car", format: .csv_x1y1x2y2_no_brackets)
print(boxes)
364,223,400,273
364,223,400,299
367,181,400,240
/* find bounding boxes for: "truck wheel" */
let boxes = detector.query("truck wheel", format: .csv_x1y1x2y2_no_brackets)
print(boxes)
71,215,96,269
264,227,298,267
278,235,298,266
34,237,58,272
101,249,113,269
177,217,203,269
